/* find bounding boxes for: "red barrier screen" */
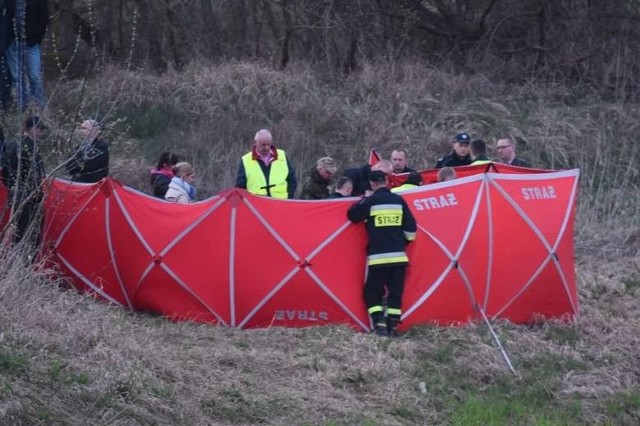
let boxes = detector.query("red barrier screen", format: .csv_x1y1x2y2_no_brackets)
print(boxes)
2,165,579,331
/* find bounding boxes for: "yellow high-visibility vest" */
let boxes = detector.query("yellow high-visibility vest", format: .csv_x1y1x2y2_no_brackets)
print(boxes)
242,149,290,198
391,184,418,193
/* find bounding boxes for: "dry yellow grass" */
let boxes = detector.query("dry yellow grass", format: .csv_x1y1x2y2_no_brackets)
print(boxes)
1,60,639,424
0,224,638,424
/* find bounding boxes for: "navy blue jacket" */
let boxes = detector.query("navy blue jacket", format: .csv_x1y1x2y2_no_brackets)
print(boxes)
436,151,472,168
347,187,417,268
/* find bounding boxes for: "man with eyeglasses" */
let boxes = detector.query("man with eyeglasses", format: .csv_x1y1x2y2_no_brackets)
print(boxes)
436,132,473,169
495,137,531,167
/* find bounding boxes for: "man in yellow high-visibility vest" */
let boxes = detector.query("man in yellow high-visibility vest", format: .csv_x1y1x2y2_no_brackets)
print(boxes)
470,139,491,165
235,129,297,199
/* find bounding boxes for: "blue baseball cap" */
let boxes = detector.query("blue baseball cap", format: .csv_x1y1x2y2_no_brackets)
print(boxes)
454,133,470,143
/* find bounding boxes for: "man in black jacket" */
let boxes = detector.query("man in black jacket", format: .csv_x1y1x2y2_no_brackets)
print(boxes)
342,164,371,197
5,0,49,111
347,170,417,336
0,115,47,244
328,176,353,198
67,119,110,183
495,137,531,167
436,132,472,168
390,149,417,174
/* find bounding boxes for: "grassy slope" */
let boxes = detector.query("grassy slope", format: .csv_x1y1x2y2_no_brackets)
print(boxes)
1,61,639,424
1,246,638,425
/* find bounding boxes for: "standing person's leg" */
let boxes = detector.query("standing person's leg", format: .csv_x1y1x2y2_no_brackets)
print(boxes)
5,41,27,112
0,53,12,111
386,266,407,336
14,200,31,244
364,266,390,334
14,196,42,251
25,43,45,110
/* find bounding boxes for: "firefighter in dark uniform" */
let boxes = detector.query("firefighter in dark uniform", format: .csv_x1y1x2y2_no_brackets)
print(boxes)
347,170,417,336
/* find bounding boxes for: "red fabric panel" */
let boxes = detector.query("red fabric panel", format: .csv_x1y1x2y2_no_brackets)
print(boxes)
0,180,9,232
389,162,552,187
486,174,578,320
40,181,129,305
157,198,233,325
39,169,579,331
108,186,232,324
400,179,486,326
233,194,369,330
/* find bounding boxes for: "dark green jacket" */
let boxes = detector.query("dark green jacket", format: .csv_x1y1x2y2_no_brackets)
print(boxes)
300,167,332,200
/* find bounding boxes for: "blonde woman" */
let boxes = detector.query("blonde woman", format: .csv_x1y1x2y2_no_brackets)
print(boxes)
165,162,196,204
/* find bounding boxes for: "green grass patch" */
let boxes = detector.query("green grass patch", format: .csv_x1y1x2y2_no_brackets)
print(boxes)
48,360,91,386
0,350,30,377
34,407,56,423
445,351,587,424
448,369,583,425
389,403,423,422
605,391,640,423
432,342,456,364
92,377,140,410
543,324,581,346
450,393,582,426
413,348,586,424
201,388,282,423
1,380,12,395
150,384,173,399
521,352,587,382
621,278,640,292
323,418,379,426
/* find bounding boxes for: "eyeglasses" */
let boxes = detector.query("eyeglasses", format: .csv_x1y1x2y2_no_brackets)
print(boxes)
496,145,512,150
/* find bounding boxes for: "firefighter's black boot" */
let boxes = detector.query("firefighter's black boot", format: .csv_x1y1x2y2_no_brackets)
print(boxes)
387,316,401,338
371,313,387,337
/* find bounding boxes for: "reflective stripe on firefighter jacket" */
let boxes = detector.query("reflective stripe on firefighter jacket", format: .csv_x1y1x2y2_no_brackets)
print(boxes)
242,149,290,198
347,187,417,267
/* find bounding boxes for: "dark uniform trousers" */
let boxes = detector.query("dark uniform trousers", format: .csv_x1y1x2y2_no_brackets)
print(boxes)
365,265,406,326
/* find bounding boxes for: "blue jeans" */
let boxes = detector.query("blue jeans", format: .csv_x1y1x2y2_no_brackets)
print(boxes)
6,41,46,111
0,54,11,110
